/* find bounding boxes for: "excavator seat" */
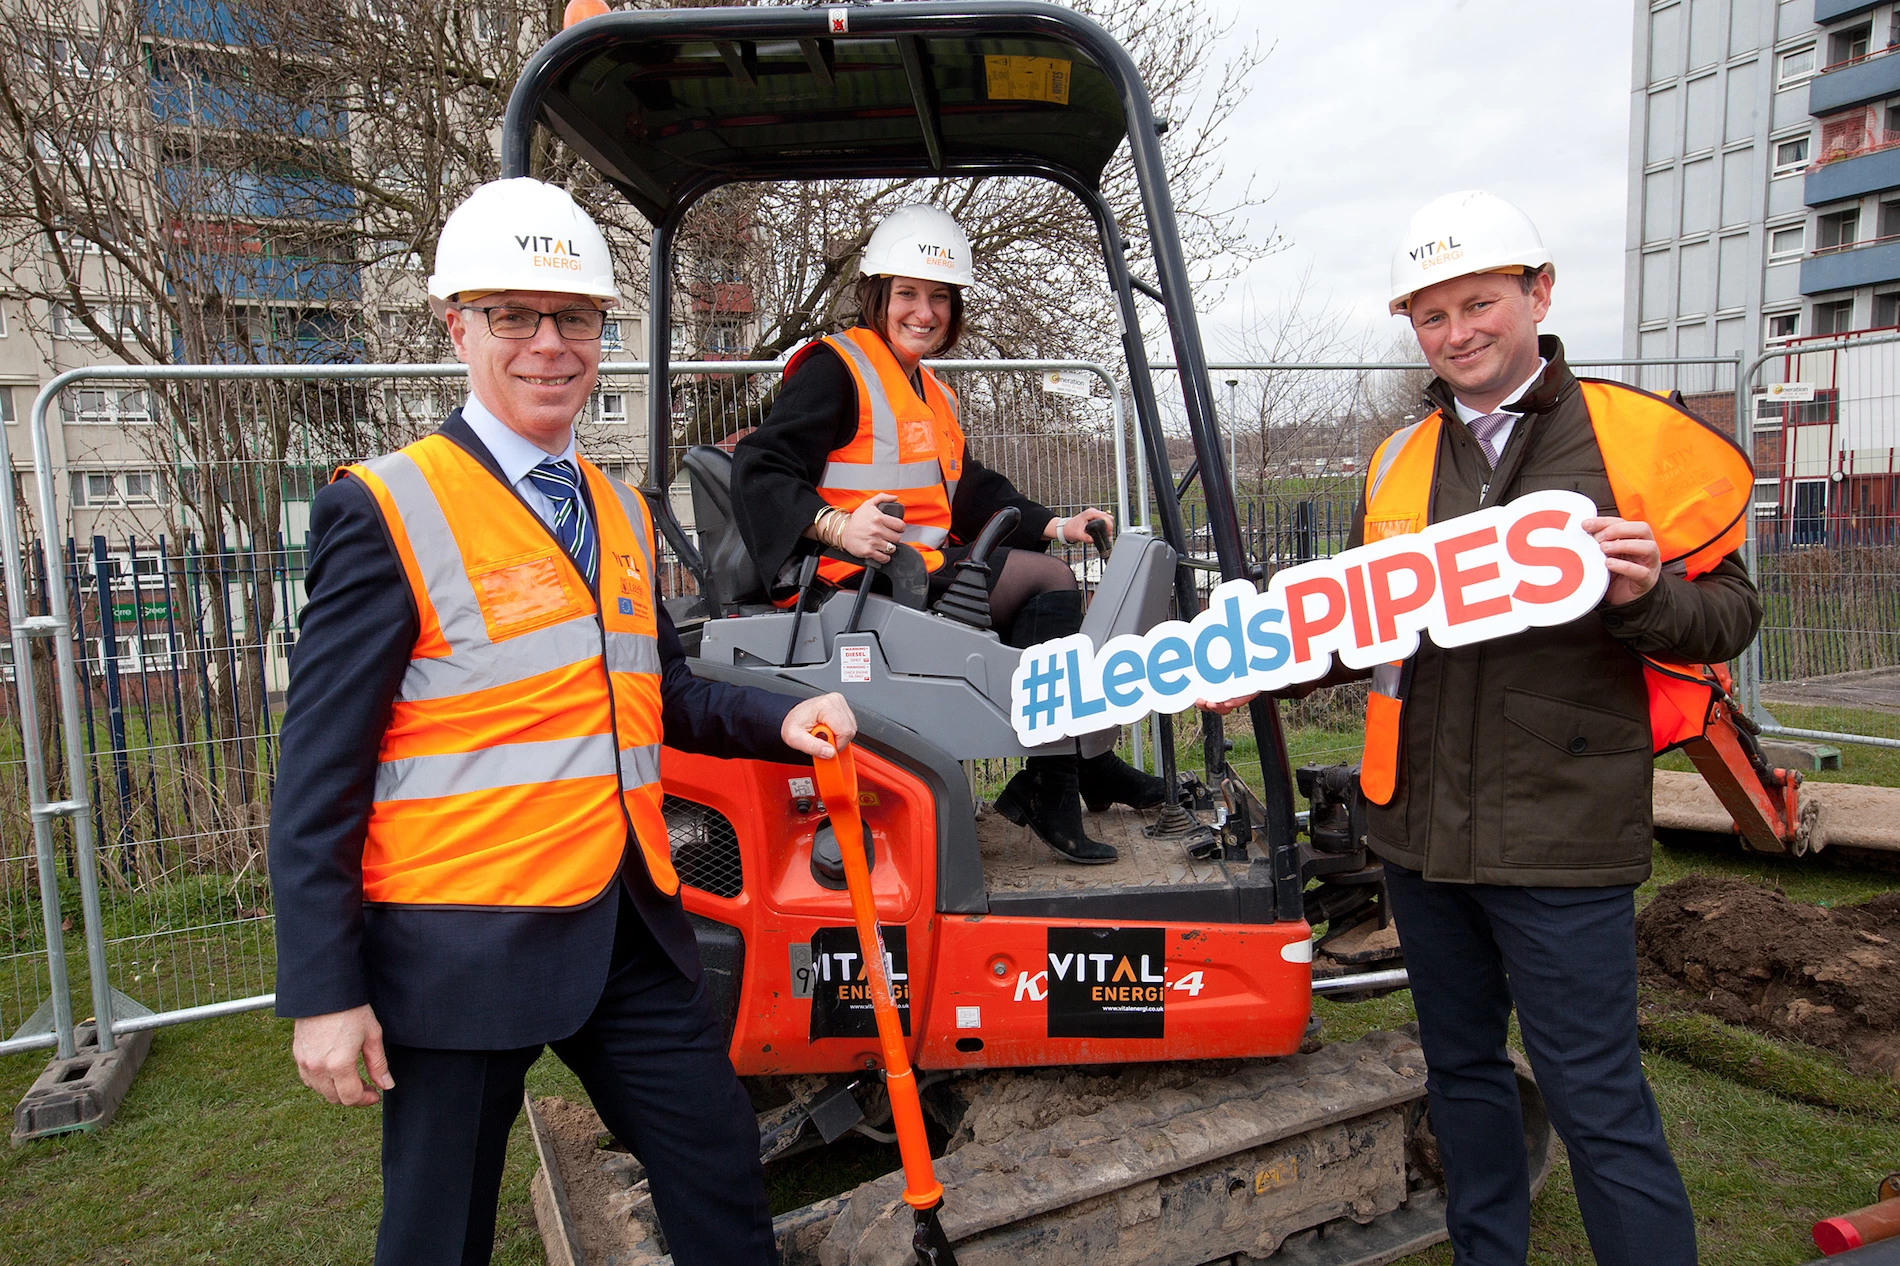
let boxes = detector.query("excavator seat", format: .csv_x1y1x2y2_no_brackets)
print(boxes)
680,445,778,616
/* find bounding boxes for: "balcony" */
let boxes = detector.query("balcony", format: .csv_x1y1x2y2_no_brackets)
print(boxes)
1807,135,1900,203
1816,0,1882,23
1800,234,1900,293
1808,44,1900,115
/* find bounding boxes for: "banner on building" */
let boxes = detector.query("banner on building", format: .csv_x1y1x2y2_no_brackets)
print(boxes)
1836,345,1900,452
1009,490,1611,746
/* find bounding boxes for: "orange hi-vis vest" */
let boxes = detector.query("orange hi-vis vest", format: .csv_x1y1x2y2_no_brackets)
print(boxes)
1354,379,1754,805
793,325,966,586
339,433,677,906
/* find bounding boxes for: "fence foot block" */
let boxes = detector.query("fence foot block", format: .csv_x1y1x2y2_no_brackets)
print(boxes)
1758,739,1843,772
10,1020,153,1145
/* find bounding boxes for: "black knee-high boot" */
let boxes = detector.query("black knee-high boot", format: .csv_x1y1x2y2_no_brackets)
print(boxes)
996,592,1116,864
1002,590,1167,814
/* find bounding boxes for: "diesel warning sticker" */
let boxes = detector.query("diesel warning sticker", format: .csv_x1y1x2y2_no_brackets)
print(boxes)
806,925,909,1040
1046,927,1166,1039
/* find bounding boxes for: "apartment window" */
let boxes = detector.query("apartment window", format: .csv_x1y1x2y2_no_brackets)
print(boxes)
601,319,624,351
62,388,150,426
31,31,110,78
32,129,124,170
1829,23,1873,68
1766,311,1800,342
0,304,9,338
70,470,165,507
1778,46,1817,85
704,320,743,354
1882,200,1900,240
0,387,14,424
49,229,103,257
50,304,89,340
1818,209,1860,250
51,303,147,341
1768,224,1807,262
594,392,628,425
1876,291,1900,328
1772,136,1811,175
72,472,113,505
1812,298,1855,336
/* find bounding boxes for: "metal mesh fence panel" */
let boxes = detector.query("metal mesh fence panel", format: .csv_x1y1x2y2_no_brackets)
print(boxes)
1742,334,1900,749
0,631,56,1049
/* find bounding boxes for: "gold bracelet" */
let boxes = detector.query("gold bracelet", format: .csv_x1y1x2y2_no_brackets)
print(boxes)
813,507,848,550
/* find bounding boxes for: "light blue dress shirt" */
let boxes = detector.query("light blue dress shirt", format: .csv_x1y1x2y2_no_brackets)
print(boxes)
459,394,578,529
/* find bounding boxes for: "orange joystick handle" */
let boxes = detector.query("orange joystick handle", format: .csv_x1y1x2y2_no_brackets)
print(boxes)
808,726,946,1215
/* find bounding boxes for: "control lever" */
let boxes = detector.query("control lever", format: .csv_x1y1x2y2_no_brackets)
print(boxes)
845,501,906,634
783,552,823,664
930,506,1021,629
1085,517,1111,558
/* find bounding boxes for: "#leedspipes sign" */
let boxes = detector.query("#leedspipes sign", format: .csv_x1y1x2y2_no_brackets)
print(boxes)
1010,490,1611,746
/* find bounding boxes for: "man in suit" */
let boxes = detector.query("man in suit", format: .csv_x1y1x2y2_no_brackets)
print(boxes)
268,178,854,1266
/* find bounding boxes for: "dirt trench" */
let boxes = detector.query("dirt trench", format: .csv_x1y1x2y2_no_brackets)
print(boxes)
1636,875,1900,1079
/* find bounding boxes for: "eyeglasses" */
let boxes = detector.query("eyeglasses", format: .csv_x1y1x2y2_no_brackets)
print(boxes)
457,304,606,341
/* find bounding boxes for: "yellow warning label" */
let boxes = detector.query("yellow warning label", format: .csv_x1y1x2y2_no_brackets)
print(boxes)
984,55,1071,105
1254,1157,1299,1194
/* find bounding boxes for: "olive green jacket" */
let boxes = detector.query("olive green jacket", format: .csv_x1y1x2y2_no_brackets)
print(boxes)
1354,337,1761,887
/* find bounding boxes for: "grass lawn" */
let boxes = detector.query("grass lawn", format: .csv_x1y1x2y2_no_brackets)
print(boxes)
2,742,1897,1265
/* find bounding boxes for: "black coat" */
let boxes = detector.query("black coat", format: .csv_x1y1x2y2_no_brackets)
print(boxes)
731,339,1057,591
268,412,800,1049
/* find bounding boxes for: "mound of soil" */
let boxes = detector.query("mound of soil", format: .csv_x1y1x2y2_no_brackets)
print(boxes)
1636,875,1900,1078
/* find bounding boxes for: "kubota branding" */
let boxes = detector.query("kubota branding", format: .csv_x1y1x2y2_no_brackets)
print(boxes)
1409,235,1464,271
516,233,584,272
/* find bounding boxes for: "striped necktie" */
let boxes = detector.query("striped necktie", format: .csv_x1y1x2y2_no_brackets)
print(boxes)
526,458,598,587
1467,411,1514,468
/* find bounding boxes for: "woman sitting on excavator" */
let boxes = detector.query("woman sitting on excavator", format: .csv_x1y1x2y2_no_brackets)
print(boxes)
732,204,1163,865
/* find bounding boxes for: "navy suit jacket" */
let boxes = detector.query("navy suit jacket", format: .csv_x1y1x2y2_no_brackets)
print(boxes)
268,413,799,1049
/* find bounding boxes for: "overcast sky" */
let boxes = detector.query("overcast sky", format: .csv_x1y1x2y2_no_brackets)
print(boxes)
1193,0,1636,363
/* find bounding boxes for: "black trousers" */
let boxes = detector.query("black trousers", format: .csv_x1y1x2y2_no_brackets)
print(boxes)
1382,863,1696,1266
374,892,776,1266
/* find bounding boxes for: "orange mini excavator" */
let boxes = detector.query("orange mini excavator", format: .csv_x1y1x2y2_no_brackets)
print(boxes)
502,6,1564,1264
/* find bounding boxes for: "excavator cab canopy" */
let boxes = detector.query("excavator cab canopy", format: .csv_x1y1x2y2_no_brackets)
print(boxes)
513,7,1130,220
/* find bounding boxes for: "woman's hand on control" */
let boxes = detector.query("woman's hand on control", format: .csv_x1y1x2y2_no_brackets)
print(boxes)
1049,507,1113,543
842,496,906,561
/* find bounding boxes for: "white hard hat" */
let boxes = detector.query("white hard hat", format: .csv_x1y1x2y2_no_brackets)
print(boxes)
1388,190,1554,316
861,204,975,288
427,178,619,310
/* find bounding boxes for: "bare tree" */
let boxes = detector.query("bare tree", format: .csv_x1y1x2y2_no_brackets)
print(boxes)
661,0,1281,446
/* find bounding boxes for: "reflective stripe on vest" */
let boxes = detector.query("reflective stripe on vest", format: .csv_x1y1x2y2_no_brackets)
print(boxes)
339,433,677,906
800,327,964,585
1354,381,1754,804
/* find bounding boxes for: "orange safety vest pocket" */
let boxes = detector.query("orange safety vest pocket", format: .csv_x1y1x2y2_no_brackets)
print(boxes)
468,549,590,639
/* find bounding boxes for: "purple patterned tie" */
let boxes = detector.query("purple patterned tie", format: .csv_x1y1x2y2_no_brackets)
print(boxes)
1467,412,1513,468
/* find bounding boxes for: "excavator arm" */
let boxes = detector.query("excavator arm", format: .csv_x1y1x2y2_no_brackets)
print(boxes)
1679,693,1812,855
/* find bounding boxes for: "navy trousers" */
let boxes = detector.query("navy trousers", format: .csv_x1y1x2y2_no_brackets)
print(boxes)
1382,863,1696,1266
374,892,777,1266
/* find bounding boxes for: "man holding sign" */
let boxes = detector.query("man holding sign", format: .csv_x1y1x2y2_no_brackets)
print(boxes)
1210,191,1759,1266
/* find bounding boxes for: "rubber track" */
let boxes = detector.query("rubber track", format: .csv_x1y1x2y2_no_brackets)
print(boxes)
823,1029,1436,1265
